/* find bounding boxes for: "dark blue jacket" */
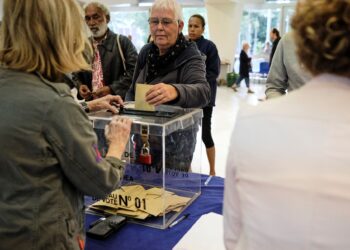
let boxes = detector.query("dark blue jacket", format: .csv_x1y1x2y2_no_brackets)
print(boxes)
193,36,220,106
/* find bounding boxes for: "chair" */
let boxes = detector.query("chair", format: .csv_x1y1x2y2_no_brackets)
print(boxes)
259,62,270,76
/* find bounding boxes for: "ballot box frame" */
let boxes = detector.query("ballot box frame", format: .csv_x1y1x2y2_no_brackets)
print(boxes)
86,104,203,229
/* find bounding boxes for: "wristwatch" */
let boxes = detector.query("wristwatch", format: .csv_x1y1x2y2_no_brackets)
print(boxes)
81,101,90,113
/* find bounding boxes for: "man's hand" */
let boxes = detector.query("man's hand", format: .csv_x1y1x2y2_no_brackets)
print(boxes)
87,95,124,113
79,84,92,100
93,86,112,99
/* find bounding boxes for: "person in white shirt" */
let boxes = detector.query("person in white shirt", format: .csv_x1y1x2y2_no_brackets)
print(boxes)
224,0,350,249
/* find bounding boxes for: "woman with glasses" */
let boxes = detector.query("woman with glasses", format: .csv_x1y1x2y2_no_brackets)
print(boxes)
126,0,210,108
126,0,210,173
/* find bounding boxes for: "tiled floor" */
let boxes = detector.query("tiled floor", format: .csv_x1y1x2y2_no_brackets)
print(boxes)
198,83,266,177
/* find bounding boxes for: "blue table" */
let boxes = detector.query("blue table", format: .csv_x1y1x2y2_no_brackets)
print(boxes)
85,175,224,250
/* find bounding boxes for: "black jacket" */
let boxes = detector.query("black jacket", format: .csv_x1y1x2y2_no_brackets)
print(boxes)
193,36,220,107
270,37,281,65
76,30,138,99
239,50,251,77
126,42,210,108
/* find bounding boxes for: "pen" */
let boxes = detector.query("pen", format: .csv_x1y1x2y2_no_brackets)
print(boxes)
204,176,213,186
168,213,190,228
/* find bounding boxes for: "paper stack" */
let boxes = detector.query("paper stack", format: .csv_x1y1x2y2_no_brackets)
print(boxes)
89,185,191,220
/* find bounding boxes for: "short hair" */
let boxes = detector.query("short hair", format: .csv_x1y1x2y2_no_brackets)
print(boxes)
271,28,280,38
190,14,206,28
83,1,110,19
150,0,183,22
0,0,91,81
291,0,350,76
242,42,250,50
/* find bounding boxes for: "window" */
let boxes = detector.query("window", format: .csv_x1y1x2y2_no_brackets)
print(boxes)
234,2,296,73
109,11,149,52
239,8,280,56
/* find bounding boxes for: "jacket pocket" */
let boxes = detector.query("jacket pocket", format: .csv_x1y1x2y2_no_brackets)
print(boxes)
65,218,77,237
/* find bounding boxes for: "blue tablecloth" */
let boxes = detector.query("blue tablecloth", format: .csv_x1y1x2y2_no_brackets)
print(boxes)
85,174,224,250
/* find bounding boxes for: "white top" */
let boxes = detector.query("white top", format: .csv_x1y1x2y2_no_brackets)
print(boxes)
224,74,350,250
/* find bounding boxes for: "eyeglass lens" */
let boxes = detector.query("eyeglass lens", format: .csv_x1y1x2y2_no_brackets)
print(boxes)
149,18,177,26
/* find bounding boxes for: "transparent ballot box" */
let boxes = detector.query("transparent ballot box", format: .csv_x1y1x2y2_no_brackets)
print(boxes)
85,104,203,229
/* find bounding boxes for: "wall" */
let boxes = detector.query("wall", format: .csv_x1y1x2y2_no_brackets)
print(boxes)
205,1,243,67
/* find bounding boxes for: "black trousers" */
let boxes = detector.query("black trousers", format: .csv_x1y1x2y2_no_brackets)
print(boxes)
202,106,214,148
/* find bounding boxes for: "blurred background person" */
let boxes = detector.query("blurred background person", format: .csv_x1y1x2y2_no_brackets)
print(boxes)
0,0,132,248
269,27,281,65
232,42,254,94
76,1,138,100
224,0,350,249
263,41,271,55
265,31,311,99
188,14,220,176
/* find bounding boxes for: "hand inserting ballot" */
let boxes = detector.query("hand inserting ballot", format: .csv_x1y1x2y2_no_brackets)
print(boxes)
145,83,178,106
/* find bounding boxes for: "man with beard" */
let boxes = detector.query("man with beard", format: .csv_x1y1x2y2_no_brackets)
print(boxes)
76,2,138,100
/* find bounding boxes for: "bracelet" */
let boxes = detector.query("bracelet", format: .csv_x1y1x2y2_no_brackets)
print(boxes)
81,101,90,113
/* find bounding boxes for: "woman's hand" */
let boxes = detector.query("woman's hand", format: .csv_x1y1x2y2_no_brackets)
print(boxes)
105,116,132,159
145,83,178,105
87,95,124,113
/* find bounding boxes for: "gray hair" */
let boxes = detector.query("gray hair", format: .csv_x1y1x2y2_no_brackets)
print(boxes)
83,1,110,17
150,0,183,22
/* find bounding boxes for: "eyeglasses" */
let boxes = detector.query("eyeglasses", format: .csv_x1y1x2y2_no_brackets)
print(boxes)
148,17,178,27
85,14,102,22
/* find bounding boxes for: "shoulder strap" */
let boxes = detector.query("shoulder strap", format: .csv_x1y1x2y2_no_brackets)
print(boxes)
117,34,127,72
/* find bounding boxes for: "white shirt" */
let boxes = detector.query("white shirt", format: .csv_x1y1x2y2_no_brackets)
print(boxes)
224,74,350,250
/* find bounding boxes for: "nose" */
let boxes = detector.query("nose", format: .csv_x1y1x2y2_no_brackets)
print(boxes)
156,21,164,29
87,19,96,26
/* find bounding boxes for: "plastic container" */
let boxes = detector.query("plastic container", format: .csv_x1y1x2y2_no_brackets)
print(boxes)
86,103,203,229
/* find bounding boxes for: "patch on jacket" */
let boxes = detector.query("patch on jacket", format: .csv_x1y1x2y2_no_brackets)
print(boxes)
93,144,103,163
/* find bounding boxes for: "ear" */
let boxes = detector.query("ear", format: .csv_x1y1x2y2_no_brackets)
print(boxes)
178,20,184,33
106,14,110,23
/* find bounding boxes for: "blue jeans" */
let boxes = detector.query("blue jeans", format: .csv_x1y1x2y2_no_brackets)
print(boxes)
236,75,250,88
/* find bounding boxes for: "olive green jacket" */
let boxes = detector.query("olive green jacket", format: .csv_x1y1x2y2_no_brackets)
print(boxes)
0,69,125,249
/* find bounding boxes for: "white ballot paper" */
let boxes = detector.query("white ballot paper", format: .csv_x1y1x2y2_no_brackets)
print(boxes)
173,212,225,250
